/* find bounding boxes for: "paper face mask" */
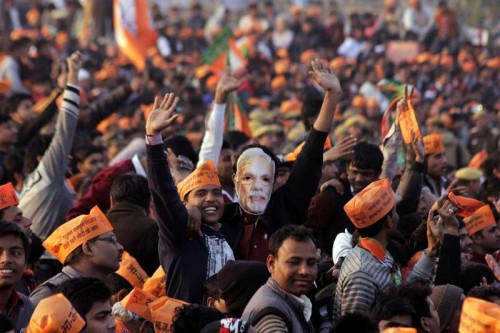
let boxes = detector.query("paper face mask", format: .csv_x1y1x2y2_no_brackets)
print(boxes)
235,148,275,215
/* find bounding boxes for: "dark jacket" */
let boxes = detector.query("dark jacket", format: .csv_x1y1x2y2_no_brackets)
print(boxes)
220,128,328,262
147,143,232,304
106,202,159,276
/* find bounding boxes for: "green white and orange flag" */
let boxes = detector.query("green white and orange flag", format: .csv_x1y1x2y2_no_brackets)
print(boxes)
113,0,158,71
201,28,247,75
224,92,252,137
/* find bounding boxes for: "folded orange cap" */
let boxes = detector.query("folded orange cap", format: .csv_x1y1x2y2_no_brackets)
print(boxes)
43,206,114,263
148,297,188,333
382,328,417,333
469,150,488,169
177,160,221,200
447,193,485,218
459,297,500,333
274,59,290,75
463,205,496,236
0,183,19,210
143,266,166,298
330,56,345,70
121,287,158,322
116,251,149,289
423,134,444,155
344,179,395,229
25,293,86,333
271,75,287,90
300,49,317,64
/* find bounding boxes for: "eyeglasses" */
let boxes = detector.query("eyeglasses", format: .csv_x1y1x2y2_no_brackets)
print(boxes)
95,236,119,246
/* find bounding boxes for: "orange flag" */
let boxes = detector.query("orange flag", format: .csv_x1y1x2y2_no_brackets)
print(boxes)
398,99,422,144
142,266,166,298
148,297,188,333
113,0,158,71
459,297,500,333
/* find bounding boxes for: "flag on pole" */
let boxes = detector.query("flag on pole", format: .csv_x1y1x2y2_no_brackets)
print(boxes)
224,92,252,137
113,0,158,71
201,28,247,74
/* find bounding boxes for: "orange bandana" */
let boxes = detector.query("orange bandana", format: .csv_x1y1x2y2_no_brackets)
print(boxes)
116,251,149,289
177,160,221,200
468,150,488,169
43,206,114,263
0,183,19,210
148,297,188,333
459,297,500,333
121,287,158,322
423,134,444,155
25,293,86,333
142,266,166,298
447,193,485,218
344,179,395,229
463,205,496,236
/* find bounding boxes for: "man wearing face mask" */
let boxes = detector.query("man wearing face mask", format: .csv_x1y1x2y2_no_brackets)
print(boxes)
218,59,342,262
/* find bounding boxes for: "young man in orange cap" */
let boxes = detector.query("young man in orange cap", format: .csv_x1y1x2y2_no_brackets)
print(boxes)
423,133,449,196
0,183,32,235
0,221,34,332
327,179,437,328
145,92,234,304
29,206,124,306
464,204,500,266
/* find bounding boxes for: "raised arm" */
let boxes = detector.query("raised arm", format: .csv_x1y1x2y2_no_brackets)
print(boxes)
197,74,243,167
145,93,190,248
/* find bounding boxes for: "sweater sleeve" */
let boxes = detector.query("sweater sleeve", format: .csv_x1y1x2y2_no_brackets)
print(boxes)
146,140,188,250
253,314,289,333
38,84,79,183
396,162,424,216
407,252,436,282
197,103,226,167
434,234,461,286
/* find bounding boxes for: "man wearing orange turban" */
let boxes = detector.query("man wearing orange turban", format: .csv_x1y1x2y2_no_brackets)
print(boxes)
145,92,234,304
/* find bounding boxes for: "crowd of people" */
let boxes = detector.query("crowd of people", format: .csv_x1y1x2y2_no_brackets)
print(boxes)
0,0,499,332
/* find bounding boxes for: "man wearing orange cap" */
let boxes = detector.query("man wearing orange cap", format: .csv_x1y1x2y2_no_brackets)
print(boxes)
29,206,124,306
145,92,234,304
423,134,449,196
328,179,436,327
464,204,500,266
0,221,34,332
0,183,31,235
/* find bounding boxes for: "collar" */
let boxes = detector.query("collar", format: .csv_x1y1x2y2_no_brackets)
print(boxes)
289,293,313,322
358,237,388,261
6,290,23,320
267,278,312,321
132,154,146,178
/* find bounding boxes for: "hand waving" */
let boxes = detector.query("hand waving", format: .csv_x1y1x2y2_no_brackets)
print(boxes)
146,93,180,136
323,135,357,163
66,51,82,85
309,59,342,95
215,73,244,104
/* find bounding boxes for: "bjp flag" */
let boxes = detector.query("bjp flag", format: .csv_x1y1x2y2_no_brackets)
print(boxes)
113,0,158,71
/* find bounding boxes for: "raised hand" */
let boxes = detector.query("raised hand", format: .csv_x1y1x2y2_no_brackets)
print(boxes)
324,135,357,163
412,135,425,163
56,60,68,89
66,51,82,85
436,196,459,235
215,73,245,104
309,59,342,95
145,93,180,136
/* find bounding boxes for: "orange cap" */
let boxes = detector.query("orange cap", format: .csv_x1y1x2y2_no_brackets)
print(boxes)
142,266,166,298
276,48,288,59
121,287,158,322
447,193,485,218
423,134,444,155
274,59,290,75
300,49,317,64
344,179,395,229
330,56,345,70
459,297,500,333
0,79,11,95
462,61,476,73
280,99,302,118
25,293,86,333
177,160,221,200
271,75,287,90
351,95,366,108
367,98,379,108
469,150,488,169
116,251,149,289
43,206,114,263
115,321,131,333
415,52,432,64
0,183,19,210
440,55,454,67
463,205,496,236
148,296,188,333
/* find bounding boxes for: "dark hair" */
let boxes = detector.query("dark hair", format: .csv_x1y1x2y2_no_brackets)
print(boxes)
482,151,499,178
268,225,316,257
0,220,29,260
301,91,323,130
72,145,104,164
203,274,221,306
7,93,32,114
332,312,378,333
357,212,391,237
350,142,383,172
57,277,112,318
171,304,224,333
164,135,198,165
0,113,11,125
24,134,53,173
233,144,279,177
460,262,495,294
370,292,416,327
110,174,151,209
467,285,500,302
8,37,32,53
104,273,133,295
0,313,14,332
395,279,433,331
3,149,24,187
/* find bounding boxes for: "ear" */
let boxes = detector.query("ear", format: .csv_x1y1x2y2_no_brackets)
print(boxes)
266,254,275,274
420,317,431,333
81,241,94,256
116,288,130,302
232,173,237,184
206,297,216,308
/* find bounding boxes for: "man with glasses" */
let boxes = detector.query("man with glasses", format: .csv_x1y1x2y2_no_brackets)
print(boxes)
29,206,124,306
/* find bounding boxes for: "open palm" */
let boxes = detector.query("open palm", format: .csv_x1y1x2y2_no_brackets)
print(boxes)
309,59,342,94
146,93,180,136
